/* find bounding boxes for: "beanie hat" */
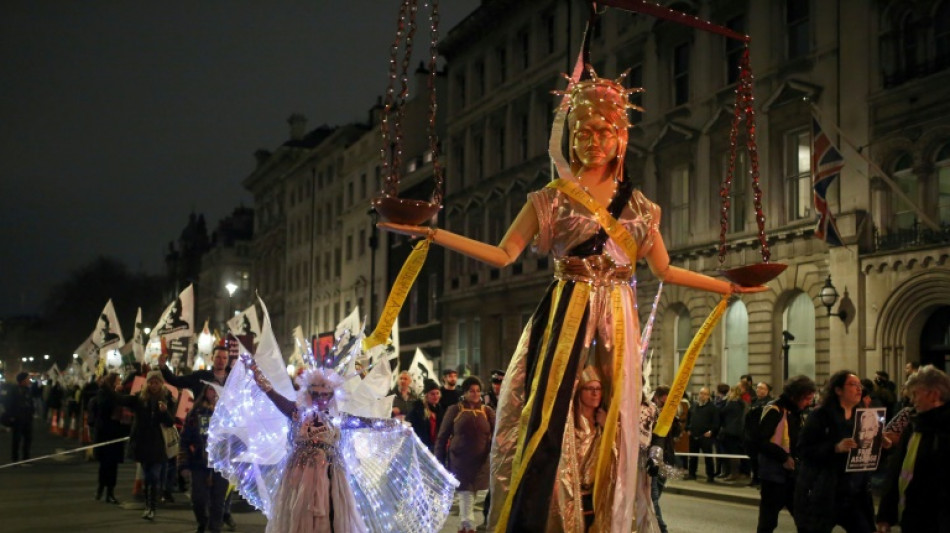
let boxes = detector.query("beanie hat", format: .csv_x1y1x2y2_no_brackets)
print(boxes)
16,372,30,383
422,379,440,394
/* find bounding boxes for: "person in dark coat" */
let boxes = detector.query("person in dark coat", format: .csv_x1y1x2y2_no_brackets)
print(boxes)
717,385,748,481
181,384,228,533
685,386,719,482
755,375,816,533
4,372,35,463
93,373,128,504
437,376,495,533
876,365,950,533
118,370,175,521
389,370,419,419
438,367,461,411
795,370,886,533
407,379,444,452
482,369,504,410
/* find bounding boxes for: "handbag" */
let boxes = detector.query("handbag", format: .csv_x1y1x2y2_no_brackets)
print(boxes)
161,425,180,459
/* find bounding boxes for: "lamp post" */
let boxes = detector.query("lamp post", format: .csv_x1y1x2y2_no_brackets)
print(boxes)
817,275,847,322
225,282,238,318
781,330,795,380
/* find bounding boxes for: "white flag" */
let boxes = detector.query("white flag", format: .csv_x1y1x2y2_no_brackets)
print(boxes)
132,307,146,363
92,299,125,355
153,284,194,341
408,348,436,396
253,297,295,399
74,335,97,368
227,304,261,348
289,325,307,368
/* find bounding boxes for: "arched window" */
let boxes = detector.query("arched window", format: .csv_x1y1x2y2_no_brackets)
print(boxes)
935,143,950,225
901,12,919,76
892,152,917,230
673,308,691,373
724,300,749,385
783,292,816,378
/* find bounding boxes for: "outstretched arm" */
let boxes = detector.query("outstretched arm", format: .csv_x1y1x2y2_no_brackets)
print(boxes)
378,201,539,268
645,231,765,294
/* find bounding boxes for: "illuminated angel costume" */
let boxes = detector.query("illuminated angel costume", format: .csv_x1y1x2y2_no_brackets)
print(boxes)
489,68,661,532
208,301,458,533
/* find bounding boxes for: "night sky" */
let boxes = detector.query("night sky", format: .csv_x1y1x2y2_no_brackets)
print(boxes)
0,1,478,317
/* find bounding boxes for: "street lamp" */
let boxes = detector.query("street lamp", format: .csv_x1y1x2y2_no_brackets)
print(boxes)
817,275,847,322
225,282,239,320
72,353,79,359
44,354,49,360
144,327,151,336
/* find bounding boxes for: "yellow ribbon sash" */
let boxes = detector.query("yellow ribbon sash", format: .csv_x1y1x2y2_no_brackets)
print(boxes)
547,178,640,264
364,238,430,349
654,294,729,437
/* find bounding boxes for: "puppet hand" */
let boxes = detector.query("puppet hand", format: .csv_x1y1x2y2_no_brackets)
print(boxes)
377,222,435,240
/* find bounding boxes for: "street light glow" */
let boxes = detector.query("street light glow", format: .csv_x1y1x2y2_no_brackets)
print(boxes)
144,327,151,335
44,354,50,360
73,353,79,359
21,357,27,362
225,282,238,297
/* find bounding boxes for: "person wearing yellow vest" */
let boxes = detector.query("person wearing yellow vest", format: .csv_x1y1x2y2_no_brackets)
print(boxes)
876,365,950,533
380,65,764,531
754,375,816,533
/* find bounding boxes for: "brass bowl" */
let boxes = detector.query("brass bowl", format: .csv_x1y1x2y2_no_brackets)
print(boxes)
372,197,442,226
720,263,787,287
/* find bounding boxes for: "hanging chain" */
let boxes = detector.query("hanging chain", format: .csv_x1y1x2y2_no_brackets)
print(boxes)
718,46,771,265
380,0,419,198
426,0,443,205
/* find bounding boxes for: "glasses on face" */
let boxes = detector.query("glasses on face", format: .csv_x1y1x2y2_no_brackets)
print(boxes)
581,386,602,393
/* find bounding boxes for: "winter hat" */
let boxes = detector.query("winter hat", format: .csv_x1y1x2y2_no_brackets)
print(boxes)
422,379,440,394
16,372,29,383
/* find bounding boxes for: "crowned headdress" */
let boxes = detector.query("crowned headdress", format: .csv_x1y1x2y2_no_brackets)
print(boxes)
552,65,645,177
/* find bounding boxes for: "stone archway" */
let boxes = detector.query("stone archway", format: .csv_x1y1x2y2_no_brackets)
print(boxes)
876,269,950,376
920,306,950,372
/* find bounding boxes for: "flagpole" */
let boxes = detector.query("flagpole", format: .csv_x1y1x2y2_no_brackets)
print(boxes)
809,102,940,232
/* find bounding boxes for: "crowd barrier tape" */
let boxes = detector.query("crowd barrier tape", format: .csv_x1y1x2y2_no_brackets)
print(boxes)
0,437,129,470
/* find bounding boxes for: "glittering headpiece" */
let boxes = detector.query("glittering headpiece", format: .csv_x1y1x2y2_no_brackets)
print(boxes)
553,64,644,128
580,364,603,386
552,65,645,176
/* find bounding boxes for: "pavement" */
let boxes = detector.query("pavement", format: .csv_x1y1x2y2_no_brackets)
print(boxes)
1,418,766,533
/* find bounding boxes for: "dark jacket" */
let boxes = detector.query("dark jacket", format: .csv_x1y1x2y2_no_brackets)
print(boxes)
794,404,874,533
437,401,495,491
407,400,445,452
119,390,175,464
686,400,719,437
159,366,227,398
439,387,461,411
93,387,128,463
2,383,34,427
718,398,747,438
756,395,805,483
180,399,216,471
876,402,950,532
389,386,419,417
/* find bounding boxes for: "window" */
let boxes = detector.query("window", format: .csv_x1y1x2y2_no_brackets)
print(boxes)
475,134,484,180
360,173,367,200
543,11,556,54
359,229,366,256
347,182,354,207
518,114,529,161
786,0,809,59
936,144,950,225
428,272,439,318
892,153,918,230
725,149,748,233
672,43,690,106
723,300,749,385
518,28,530,69
496,46,507,83
456,73,466,107
475,60,485,99
670,165,690,246
785,129,811,221
346,235,353,261
457,320,468,368
497,126,506,170
673,309,691,372
472,318,481,366
334,248,341,277
901,13,919,77
783,292,816,378
937,3,950,69
725,15,745,85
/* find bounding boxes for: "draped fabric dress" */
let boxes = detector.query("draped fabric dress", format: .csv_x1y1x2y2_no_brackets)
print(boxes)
489,180,661,532
264,391,367,533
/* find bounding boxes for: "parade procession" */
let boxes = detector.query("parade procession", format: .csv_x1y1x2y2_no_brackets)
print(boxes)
3,1,950,533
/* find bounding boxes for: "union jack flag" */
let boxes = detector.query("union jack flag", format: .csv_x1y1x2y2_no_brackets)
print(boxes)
812,116,844,246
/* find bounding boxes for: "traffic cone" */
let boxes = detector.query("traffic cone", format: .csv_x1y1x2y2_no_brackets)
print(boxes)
81,412,92,444
49,409,61,435
67,413,78,439
132,464,144,500
58,410,66,435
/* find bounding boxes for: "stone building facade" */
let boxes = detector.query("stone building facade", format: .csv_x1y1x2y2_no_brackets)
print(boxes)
436,0,950,389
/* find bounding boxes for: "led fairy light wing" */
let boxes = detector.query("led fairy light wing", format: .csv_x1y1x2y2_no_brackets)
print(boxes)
207,357,289,518
338,415,458,532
